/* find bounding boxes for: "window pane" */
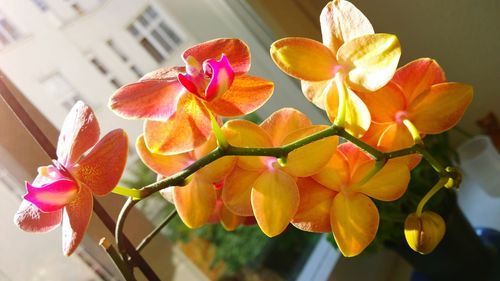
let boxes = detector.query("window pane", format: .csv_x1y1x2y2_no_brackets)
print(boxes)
159,22,181,45
90,58,108,74
140,37,164,63
151,29,173,53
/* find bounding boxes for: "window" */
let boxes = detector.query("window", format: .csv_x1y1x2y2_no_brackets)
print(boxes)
40,73,85,111
106,39,144,79
128,6,183,63
0,12,20,48
30,0,104,24
89,56,122,88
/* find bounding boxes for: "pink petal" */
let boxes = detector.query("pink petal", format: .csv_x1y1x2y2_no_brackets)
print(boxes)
14,200,62,233
109,79,185,121
74,129,128,196
57,101,100,167
203,55,235,101
62,187,93,256
23,179,78,213
182,38,251,74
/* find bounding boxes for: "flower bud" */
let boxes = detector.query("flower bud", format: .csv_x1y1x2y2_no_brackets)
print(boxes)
404,211,445,254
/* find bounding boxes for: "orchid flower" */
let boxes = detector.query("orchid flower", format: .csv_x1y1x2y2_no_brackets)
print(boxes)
14,101,128,256
110,38,274,155
359,58,473,159
270,0,401,137
292,143,410,257
136,132,237,228
221,108,338,237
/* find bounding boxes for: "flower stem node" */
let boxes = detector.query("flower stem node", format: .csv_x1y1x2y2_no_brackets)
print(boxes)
444,166,461,189
404,211,446,255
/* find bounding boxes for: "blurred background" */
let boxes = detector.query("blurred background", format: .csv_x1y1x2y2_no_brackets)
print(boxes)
0,0,498,280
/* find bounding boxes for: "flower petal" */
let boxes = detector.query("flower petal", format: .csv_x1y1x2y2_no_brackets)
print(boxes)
376,123,422,169
282,126,338,177
220,204,244,231
109,79,185,121
57,101,100,166
203,55,235,101
357,81,406,123
408,83,473,134
183,38,250,74
292,177,336,233
136,135,193,176
173,175,217,228
14,200,62,233
271,37,338,81
221,167,259,216
206,75,274,117
338,33,401,92
74,129,128,196
320,0,374,53
337,142,372,178
312,151,349,191
301,80,329,110
223,120,272,171
330,192,379,257
24,179,78,212
145,94,212,155
62,187,93,256
195,133,236,183
325,81,371,137
260,108,312,146
251,170,299,237
352,160,410,201
393,58,446,104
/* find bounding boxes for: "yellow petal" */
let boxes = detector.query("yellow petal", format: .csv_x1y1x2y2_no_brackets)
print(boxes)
325,79,371,137
260,108,312,146
220,204,244,231
320,0,374,53
312,152,349,191
292,177,336,233
301,80,329,110
282,125,338,177
408,83,473,134
251,170,299,237
223,119,272,171
338,33,401,92
404,211,446,254
351,160,410,201
173,175,216,228
194,133,236,183
271,37,338,81
221,167,259,216
330,192,379,257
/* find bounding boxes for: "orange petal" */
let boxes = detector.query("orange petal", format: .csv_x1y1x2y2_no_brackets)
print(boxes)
325,80,371,137
223,120,272,171
359,122,389,148
292,177,336,233
173,175,217,228
330,192,379,257
109,79,185,121
338,33,401,92
206,75,274,117
74,129,128,196
377,123,414,151
271,37,337,81
282,126,338,177
182,38,250,74
221,167,259,216
220,204,244,231
260,108,312,146
312,151,349,191
136,135,193,177
393,58,445,104
251,170,299,237
57,101,100,166
337,142,372,178
144,94,212,155
357,81,406,123
62,187,93,256
320,0,374,53
351,160,410,201
195,133,236,183
408,83,473,134
301,80,329,110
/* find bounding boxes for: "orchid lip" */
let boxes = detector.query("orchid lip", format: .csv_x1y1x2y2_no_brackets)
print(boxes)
395,111,409,124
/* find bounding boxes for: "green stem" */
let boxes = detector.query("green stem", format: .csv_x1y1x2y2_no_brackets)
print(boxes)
115,197,139,265
403,119,423,144
136,210,178,252
416,177,449,217
205,103,229,149
352,158,387,189
337,129,385,160
112,186,142,200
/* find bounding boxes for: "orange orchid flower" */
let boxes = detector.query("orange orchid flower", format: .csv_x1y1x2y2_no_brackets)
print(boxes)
270,0,401,137
221,108,338,237
136,132,238,229
359,58,473,156
292,143,410,257
110,38,274,155
14,102,128,256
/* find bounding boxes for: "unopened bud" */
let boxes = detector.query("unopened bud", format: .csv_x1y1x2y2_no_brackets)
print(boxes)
404,211,445,254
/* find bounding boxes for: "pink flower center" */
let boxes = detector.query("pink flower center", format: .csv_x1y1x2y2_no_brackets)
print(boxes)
395,110,409,124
